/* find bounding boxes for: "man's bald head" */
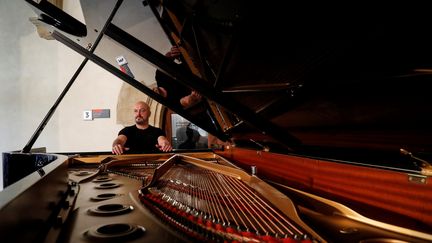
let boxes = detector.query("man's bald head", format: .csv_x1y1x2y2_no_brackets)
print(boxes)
134,101,151,127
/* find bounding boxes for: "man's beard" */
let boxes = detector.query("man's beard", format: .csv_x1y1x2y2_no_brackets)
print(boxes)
135,116,145,125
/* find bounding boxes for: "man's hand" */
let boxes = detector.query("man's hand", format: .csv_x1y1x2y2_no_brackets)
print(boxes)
156,142,172,152
152,86,168,98
156,136,173,152
180,91,202,108
112,144,129,155
165,46,181,60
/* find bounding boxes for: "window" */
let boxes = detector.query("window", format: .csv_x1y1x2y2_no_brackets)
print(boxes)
171,114,208,149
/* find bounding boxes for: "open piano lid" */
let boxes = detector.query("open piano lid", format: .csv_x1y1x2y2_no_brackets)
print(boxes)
25,0,432,156
150,1,432,154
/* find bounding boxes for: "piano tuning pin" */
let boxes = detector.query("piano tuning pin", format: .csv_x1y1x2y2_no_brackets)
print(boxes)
302,234,309,239
301,235,313,243
180,205,185,211
251,165,257,175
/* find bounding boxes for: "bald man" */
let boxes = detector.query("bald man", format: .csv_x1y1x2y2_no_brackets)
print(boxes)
112,101,172,155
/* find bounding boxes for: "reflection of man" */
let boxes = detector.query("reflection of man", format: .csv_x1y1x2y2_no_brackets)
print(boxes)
153,46,202,109
178,123,200,149
112,101,172,155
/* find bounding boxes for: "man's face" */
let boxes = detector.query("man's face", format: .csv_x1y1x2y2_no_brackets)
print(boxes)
134,103,150,125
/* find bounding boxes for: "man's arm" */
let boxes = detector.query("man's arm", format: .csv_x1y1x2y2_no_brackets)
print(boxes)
156,135,173,152
112,134,128,155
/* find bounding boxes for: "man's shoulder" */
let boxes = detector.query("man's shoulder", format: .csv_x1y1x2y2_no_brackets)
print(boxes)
119,125,136,134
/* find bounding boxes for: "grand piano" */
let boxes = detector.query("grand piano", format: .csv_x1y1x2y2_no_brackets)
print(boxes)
1,0,432,242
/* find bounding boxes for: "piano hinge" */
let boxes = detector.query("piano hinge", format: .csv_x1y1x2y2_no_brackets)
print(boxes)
407,174,428,184
400,148,432,176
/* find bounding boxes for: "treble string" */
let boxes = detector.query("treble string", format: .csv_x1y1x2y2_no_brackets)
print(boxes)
226,176,280,235
221,175,270,235
216,173,260,233
228,176,303,236
201,170,227,225
195,169,218,221
191,168,208,217
208,171,241,228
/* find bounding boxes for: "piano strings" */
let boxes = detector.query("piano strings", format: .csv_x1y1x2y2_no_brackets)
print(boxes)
140,163,314,242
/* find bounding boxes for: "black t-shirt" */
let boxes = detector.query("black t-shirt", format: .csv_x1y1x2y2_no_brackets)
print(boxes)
119,125,165,154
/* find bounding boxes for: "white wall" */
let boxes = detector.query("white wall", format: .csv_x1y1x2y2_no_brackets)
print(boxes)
0,1,122,155
1,1,60,154
0,0,171,188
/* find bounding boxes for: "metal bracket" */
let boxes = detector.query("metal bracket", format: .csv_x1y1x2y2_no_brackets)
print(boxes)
408,174,427,184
